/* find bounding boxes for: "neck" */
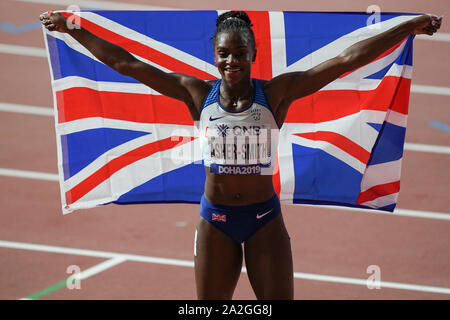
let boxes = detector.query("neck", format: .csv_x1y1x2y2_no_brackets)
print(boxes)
220,78,253,99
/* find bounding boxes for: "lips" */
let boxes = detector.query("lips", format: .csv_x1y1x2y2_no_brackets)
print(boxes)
224,66,242,73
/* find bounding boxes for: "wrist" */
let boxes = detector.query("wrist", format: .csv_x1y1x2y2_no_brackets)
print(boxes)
400,18,419,35
408,15,434,35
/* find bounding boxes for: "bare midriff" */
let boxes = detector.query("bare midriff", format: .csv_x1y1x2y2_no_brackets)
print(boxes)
203,167,275,206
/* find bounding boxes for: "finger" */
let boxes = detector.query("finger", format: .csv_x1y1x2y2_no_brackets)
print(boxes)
47,24,57,31
420,26,434,35
434,16,443,25
426,28,436,36
423,26,437,34
40,11,53,19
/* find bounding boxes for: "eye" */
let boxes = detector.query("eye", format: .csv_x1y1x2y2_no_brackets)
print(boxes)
217,51,228,58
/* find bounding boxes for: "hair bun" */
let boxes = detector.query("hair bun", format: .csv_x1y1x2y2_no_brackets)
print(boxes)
216,11,253,27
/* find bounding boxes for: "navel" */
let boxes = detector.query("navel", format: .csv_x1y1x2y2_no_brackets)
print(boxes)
234,193,241,199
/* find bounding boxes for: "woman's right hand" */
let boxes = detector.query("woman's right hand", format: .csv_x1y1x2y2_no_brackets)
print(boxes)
410,14,443,36
40,11,69,33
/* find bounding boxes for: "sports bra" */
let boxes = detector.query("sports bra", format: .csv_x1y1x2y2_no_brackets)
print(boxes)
198,79,279,176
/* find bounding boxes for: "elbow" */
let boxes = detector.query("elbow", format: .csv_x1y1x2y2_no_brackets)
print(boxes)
113,60,132,76
102,56,127,75
338,50,360,73
106,54,136,76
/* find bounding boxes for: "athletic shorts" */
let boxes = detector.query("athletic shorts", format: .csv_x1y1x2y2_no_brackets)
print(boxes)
200,193,281,243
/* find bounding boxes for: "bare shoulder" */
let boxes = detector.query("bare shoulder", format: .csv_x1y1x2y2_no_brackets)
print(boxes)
175,74,213,101
176,74,213,91
260,73,306,108
173,75,215,120
261,72,306,93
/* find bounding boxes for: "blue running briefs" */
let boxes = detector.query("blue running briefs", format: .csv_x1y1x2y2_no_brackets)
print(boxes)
200,193,281,243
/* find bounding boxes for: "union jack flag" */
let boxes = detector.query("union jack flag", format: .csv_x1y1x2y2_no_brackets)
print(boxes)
212,214,227,222
43,10,418,214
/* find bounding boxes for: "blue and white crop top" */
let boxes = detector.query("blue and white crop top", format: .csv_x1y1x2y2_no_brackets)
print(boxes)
199,79,279,175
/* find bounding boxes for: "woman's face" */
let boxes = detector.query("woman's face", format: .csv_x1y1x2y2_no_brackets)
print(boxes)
214,30,256,85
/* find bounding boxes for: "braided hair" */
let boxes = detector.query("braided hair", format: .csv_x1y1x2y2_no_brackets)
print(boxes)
213,11,255,50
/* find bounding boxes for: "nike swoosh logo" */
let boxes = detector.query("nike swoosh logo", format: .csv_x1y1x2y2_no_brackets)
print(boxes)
256,208,273,219
209,115,225,121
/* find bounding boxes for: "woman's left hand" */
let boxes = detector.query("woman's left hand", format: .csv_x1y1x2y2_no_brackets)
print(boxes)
411,14,443,35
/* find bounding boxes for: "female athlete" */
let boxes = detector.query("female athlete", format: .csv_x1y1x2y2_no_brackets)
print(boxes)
40,10,441,299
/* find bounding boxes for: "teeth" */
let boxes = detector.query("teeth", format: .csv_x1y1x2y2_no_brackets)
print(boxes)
226,68,241,72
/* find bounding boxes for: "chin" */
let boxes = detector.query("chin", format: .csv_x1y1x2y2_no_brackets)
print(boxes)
222,70,250,83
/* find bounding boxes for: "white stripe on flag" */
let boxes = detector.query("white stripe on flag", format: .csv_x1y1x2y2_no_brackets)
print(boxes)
20,0,177,10
72,11,220,78
63,133,157,191
69,139,202,212
322,64,412,92
340,39,408,80
286,15,419,73
53,76,162,95
360,159,402,193
284,110,385,153
291,135,366,173
360,192,399,209
56,118,154,135
46,30,172,73
277,126,296,203
47,30,100,62
62,123,198,191
269,11,287,78
385,110,408,128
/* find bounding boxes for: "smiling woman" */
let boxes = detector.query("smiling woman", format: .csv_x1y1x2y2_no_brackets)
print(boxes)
213,11,256,91
39,9,442,300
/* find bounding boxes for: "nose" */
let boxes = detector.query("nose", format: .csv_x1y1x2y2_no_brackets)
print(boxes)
227,54,238,64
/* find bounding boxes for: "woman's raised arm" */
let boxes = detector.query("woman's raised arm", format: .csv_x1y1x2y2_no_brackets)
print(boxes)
266,14,442,125
40,12,210,120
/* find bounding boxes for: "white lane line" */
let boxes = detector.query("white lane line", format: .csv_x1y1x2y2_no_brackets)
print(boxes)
77,256,127,280
1,239,449,295
411,84,450,96
0,168,59,182
0,240,194,267
394,208,450,220
0,44,46,58
298,204,450,221
18,256,126,300
404,143,450,155
0,102,53,116
416,33,450,42
292,272,450,295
